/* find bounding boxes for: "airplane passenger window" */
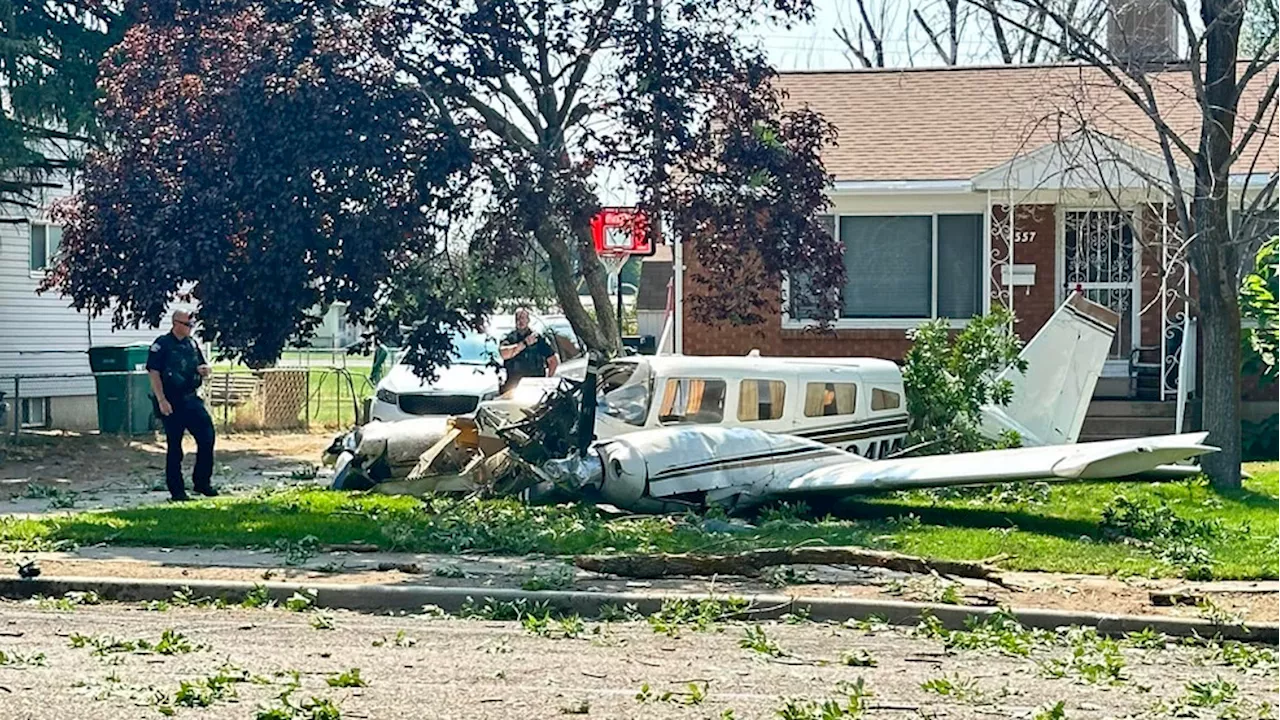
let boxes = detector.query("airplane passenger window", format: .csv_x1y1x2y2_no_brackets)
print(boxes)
658,378,726,424
737,379,786,422
871,388,901,410
803,382,856,417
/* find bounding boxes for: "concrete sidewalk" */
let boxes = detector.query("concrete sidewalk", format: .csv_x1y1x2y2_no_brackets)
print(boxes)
2,545,1275,638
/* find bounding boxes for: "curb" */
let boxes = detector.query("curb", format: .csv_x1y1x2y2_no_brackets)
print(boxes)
3,576,1275,643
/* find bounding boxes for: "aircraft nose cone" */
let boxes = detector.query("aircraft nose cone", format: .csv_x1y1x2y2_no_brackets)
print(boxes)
599,440,648,508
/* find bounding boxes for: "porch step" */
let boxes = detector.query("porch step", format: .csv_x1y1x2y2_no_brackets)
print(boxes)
1086,401,1177,418
1078,400,1193,442
1079,416,1177,441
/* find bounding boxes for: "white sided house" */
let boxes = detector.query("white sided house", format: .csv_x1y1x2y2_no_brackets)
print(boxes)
0,180,178,431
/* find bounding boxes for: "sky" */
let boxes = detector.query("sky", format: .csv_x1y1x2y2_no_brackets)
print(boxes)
748,0,1015,71
754,0,1214,71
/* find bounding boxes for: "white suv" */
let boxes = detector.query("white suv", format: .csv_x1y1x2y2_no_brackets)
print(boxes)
368,313,582,423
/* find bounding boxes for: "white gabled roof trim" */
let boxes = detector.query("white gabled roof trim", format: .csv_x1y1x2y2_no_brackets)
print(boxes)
970,132,1193,192
830,179,973,194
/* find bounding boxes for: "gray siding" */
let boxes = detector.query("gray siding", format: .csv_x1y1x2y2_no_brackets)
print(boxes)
0,184,168,398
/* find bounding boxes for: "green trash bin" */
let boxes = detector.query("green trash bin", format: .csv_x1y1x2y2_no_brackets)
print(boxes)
88,344,156,434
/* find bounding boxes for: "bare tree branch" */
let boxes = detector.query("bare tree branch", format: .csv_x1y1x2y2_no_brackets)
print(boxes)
970,1,1200,162
978,0,1016,63
835,0,886,68
914,7,956,64
1230,71,1279,165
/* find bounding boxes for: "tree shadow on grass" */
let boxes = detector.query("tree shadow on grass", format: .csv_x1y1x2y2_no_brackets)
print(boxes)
821,499,1106,543
1211,486,1280,510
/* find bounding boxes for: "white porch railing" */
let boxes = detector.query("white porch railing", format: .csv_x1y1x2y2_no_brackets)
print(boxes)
1175,317,1197,433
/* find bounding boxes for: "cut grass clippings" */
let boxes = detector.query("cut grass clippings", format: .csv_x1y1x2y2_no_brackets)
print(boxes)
1,463,1275,580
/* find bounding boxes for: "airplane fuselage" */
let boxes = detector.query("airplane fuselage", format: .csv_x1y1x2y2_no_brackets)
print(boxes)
488,354,912,459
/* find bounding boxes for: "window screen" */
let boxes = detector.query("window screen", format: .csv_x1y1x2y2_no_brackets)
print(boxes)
737,379,787,421
840,216,931,318
28,224,62,271
658,378,726,424
789,215,836,319
803,382,857,417
29,224,47,271
870,388,901,410
936,214,982,319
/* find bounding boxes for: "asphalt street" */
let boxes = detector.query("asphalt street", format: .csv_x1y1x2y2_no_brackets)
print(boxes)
0,601,1275,719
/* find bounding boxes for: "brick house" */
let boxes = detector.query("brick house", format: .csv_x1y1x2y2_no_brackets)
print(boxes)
677,64,1277,437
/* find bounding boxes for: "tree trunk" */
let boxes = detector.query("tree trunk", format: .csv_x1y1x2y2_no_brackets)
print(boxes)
1193,235,1244,488
1191,0,1245,488
1186,168,1244,490
573,220,622,353
534,220,620,357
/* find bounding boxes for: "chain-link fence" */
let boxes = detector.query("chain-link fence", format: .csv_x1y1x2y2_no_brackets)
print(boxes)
0,364,374,439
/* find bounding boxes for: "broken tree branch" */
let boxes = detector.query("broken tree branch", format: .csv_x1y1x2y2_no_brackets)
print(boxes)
574,546,1012,587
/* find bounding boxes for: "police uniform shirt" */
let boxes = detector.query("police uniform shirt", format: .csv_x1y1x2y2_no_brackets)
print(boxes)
146,334,206,402
502,328,554,382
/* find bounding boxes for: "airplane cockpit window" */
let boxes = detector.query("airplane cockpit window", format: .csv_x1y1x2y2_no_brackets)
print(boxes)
597,360,652,426
658,377,726,424
871,388,901,410
803,382,857,417
737,379,787,421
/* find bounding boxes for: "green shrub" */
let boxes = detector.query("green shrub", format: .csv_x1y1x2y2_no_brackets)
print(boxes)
902,307,1025,453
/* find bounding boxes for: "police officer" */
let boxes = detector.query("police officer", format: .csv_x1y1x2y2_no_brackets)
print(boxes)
497,307,558,395
146,310,217,501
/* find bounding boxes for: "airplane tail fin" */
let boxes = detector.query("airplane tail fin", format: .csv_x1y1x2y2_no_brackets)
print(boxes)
981,293,1119,446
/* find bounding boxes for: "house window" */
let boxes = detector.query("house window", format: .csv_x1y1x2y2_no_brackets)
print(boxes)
737,379,786,422
870,388,901,411
658,378,726,424
791,213,983,321
29,222,62,272
803,382,857,417
21,397,50,429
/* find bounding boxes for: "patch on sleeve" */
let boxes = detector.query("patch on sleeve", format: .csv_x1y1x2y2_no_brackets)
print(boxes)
149,342,161,352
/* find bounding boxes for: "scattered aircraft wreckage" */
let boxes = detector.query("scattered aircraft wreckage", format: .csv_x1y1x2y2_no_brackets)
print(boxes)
322,295,1216,514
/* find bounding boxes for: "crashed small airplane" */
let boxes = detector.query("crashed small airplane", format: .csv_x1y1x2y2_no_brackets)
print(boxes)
323,294,1216,513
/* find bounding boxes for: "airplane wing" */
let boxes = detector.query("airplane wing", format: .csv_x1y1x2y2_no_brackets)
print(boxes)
766,433,1216,497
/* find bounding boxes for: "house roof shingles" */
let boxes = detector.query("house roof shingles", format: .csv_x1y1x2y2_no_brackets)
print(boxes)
777,64,1278,182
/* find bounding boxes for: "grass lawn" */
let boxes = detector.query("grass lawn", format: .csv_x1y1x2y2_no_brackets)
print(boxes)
3,463,1275,580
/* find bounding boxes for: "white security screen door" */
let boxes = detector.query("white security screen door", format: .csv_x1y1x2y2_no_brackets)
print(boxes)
1063,210,1137,373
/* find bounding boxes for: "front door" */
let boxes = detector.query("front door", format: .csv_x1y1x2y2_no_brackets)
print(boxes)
1063,210,1138,375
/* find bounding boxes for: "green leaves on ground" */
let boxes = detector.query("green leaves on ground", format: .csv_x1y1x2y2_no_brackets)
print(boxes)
69,629,204,657
325,669,366,688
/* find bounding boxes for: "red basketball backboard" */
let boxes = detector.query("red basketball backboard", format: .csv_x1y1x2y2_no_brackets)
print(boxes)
591,207,654,257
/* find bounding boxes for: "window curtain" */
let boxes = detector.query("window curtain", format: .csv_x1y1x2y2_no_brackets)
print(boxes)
738,380,786,421
738,381,761,420
841,216,931,318
871,388,900,410
936,214,982,319
803,384,826,416
659,379,677,416
686,380,705,413
833,383,856,413
790,215,836,319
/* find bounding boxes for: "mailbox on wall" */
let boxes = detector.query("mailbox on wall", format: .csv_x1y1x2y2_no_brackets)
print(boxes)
1000,264,1036,293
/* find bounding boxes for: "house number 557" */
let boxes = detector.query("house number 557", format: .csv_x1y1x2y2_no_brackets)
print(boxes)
1013,231,1036,243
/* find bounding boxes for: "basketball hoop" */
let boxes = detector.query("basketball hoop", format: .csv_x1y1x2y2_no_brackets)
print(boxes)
591,207,656,336
599,251,629,279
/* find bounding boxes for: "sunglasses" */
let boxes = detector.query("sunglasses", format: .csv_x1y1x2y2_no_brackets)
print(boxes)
175,319,195,328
